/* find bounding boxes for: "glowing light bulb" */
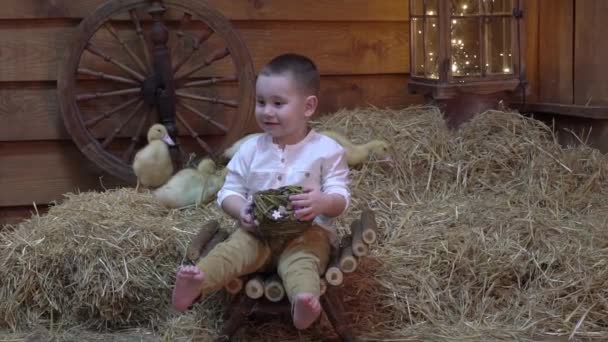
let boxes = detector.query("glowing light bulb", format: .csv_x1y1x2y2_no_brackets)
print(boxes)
429,52,434,56
452,19,457,24
452,64,458,72
427,10,435,15
418,30,422,34
463,4,468,10
503,67,511,73
452,39,457,44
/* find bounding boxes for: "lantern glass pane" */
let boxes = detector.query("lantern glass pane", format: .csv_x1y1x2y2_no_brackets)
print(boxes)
450,18,482,77
412,18,426,76
484,17,513,74
425,18,440,78
452,0,480,16
412,0,438,16
481,0,513,14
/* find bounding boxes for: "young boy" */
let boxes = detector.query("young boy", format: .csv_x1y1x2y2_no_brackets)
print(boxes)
172,54,350,330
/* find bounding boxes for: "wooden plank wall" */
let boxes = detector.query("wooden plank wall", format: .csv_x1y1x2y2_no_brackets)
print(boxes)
1,0,423,224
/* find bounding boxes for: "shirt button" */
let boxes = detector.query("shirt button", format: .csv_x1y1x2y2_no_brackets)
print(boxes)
281,158,285,163
277,175,282,181
305,172,310,177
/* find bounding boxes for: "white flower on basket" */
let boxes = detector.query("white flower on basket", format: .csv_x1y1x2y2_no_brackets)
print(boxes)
271,210,282,220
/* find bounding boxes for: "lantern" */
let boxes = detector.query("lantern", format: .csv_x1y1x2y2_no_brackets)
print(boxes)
408,0,524,100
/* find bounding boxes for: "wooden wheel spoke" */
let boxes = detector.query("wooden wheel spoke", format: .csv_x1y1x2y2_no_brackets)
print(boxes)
176,90,237,108
122,105,153,162
176,112,213,155
78,68,140,85
170,13,192,64
173,27,214,75
100,100,145,149
104,22,148,74
86,43,146,82
177,101,228,132
85,97,141,128
181,76,238,88
76,87,141,101
129,9,152,73
176,48,229,81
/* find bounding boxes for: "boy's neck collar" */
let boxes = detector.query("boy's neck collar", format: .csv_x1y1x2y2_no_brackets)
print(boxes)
271,128,314,149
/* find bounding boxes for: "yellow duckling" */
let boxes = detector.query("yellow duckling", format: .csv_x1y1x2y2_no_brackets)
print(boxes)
154,158,227,208
320,130,391,166
222,133,262,159
199,159,228,205
132,124,175,189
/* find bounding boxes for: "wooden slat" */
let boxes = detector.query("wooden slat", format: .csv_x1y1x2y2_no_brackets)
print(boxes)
574,1,608,106
0,21,409,82
1,75,423,141
0,141,127,207
537,0,573,104
523,0,539,102
0,0,408,21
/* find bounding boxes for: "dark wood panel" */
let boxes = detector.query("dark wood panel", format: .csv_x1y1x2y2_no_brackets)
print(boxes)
0,205,49,227
1,75,423,141
523,0,539,102
0,0,409,21
574,1,608,106
0,21,409,82
0,140,127,207
537,0,573,104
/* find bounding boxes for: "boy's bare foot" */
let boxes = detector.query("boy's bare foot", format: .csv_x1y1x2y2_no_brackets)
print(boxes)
293,293,321,330
172,265,205,312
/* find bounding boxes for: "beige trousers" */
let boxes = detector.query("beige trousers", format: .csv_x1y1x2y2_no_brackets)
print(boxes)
196,225,330,302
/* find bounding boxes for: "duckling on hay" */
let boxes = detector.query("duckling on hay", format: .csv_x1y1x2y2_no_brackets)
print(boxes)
132,124,175,189
199,159,229,205
153,158,227,208
319,130,392,166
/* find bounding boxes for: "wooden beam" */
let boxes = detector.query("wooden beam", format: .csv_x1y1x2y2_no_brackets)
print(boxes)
574,1,608,106
537,0,573,104
0,0,408,21
0,21,409,82
0,140,127,207
1,75,423,141
511,102,608,119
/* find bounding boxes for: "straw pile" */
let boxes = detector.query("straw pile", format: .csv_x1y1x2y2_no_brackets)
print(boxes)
2,106,608,341
0,189,232,330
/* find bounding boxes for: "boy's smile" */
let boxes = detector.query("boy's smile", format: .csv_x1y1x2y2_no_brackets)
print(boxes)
255,72,317,146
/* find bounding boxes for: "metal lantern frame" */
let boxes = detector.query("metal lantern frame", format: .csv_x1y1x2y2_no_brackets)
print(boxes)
408,0,525,100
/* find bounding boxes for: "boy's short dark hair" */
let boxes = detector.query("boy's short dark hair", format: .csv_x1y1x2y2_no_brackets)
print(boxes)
259,53,320,96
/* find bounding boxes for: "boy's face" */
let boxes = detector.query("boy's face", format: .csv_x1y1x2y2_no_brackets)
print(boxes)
255,72,317,145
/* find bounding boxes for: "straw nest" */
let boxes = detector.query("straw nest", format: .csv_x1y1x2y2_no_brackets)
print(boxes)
2,106,608,341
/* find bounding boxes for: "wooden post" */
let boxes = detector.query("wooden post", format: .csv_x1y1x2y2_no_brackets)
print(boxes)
320,285,355,342
264,275,285,302
217,294,255,342
186,220,220,262
199,230,229,259
360,209,378,245
225,277,243,295
245,275,265,299
325,247,344,286
339,235,358,273
350,219,368,257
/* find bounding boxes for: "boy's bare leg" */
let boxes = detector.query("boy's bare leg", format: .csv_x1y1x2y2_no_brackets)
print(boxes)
293,292,322,330
172,265,205,312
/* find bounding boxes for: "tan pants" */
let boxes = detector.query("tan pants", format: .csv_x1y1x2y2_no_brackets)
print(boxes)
196,226,330,302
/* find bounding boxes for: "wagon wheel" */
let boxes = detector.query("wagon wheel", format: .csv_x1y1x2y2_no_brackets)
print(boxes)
58,0,255,182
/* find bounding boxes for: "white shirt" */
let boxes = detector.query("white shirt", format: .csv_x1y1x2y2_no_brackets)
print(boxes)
217,130,351,244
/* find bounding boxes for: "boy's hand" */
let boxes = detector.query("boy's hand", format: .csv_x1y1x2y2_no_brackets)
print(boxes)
239,200,258,232
289,188,326,221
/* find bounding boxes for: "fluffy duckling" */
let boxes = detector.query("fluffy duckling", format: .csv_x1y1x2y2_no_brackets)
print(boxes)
199,159,228,205
154,158,227,208
132,124,175,189
222,133,262,159
320,130,391,166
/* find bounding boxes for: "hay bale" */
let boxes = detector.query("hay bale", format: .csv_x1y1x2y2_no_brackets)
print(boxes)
0,189,229,330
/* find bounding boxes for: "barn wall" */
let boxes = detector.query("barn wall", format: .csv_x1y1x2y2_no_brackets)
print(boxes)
0,0,423,224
